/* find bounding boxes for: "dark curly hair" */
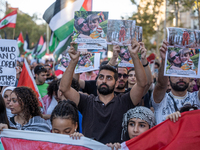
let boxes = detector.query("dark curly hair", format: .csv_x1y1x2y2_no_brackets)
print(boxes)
12,86,42,122
47,79,59,98
50,100,79,131
57,78,80,92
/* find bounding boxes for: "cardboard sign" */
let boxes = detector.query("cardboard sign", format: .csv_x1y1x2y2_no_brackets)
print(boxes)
0,39,17,86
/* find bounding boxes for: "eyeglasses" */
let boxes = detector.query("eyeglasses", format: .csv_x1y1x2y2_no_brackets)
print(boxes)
171,54,179,61
118,73,129,79
78,20,87,28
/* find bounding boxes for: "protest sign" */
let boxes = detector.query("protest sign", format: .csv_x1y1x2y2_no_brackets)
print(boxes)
165,27,200,78
0,39,17,86
107,20,136,46
0,129,110,150
75,53,100,73
58,53,100,74
73,11,108,51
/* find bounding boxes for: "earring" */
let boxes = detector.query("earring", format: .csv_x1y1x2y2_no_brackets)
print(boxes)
75,129,77,132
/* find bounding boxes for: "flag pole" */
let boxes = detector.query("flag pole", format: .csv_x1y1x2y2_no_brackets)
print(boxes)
13,28,15,39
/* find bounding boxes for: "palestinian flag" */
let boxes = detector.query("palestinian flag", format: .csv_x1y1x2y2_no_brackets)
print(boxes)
49,32,59,53
17,59,43,108
43,0,92,61
0,10,17,29
17,32,24,47
37,35,47,59
32,36,44,58
121,110,200,150
0,129,109,150
23,33,32,55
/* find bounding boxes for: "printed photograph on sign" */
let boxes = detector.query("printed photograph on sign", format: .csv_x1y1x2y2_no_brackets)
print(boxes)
107,20,136,46
167,27,200,49
73,11,108,50
164,47,200,77
57,53,71,72
75,53,100,73
134,26,143,42
117,45,141,67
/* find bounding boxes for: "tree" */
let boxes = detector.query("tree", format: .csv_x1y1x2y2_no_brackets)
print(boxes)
129,0,164,51
0,10,47,54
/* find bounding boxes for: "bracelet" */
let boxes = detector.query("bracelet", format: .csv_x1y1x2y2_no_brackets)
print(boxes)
143,61,149,67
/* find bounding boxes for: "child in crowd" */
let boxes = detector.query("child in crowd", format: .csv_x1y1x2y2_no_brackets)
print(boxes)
106,106,156,149
87,14,105,39
50,100,83,139
2,87,15,119
179,48,196,71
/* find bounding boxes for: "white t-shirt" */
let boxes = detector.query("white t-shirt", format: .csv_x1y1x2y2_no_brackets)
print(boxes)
151,91,200,124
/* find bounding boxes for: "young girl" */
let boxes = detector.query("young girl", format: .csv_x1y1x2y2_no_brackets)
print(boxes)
2,86,15,119
50,100,83,139
106,106,156,149
8,86,51,132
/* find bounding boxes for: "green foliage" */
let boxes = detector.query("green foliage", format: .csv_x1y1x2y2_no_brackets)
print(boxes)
129,0,164,51
191,53,199,68
99,20,108,34
0,10,47,55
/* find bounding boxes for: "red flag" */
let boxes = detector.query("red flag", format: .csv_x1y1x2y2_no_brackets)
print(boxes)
17,59,43,108
17,32,24,47
1,129,109,150
121,110,200,150
0,10,17,29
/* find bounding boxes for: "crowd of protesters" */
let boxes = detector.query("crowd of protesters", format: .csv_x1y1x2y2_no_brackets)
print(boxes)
0,38,200,149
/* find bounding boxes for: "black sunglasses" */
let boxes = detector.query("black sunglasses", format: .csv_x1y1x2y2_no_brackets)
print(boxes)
171,54,179,61
78,20,87,28
118,73,129,79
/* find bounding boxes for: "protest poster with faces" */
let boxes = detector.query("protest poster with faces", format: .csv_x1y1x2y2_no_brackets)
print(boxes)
58,52,100,74
115,23,142,67
75,53,100,74
164,27,200,78
73,11,108,51
0,39,17,86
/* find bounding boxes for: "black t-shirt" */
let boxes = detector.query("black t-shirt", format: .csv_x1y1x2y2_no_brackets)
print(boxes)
78,92,135,144
82,80,97,96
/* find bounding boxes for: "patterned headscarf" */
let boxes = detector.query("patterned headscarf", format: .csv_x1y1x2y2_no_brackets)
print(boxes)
121,106,156,141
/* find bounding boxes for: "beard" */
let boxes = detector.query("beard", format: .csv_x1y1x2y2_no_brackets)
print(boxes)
97,83,115,95
170,80,189,92
117,80,126,89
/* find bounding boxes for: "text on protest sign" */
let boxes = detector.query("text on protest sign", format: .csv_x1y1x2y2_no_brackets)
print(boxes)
0,39,17,86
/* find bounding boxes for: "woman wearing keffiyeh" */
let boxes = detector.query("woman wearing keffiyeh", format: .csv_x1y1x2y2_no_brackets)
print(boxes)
106,106,156,149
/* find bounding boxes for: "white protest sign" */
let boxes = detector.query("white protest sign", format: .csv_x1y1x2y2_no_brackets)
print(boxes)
0,39,17,86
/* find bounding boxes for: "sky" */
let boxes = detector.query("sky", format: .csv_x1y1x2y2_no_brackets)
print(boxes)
5,0,137,24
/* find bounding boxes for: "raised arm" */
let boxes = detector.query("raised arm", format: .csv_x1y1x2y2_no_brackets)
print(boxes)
107,45,120,66
59,42,80,106
139,42,153,95
153,40,169,103
128,39,148,105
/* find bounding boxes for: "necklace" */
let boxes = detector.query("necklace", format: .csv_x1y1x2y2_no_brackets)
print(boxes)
85,73,92,81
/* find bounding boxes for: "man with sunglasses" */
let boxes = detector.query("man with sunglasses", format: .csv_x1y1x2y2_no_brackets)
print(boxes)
60,39,147,144
74,17,90,37
167,50,182,70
